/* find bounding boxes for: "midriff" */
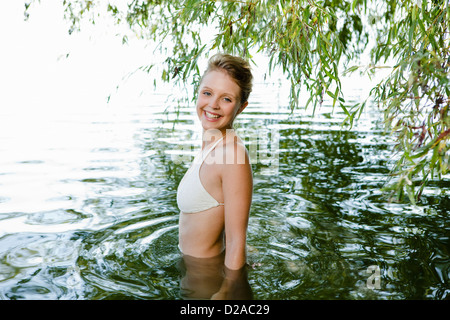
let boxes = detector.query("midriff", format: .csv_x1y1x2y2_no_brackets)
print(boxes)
178,205,225,258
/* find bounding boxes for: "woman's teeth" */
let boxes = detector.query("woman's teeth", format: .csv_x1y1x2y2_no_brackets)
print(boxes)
205,111,221,119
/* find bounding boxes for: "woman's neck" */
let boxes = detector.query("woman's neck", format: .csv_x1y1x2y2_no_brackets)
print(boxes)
202,128,233,149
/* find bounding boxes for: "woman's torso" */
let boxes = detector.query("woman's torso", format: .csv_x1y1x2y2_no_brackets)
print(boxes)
177,135,229,258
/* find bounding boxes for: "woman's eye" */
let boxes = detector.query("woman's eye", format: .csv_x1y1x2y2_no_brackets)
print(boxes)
203,91,211,96
224,97,232,102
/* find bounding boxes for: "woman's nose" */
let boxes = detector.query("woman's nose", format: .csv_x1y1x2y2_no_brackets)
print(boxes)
210,97,220,109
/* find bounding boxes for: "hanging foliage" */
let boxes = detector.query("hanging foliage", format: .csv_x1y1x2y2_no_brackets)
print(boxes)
24,0,450,203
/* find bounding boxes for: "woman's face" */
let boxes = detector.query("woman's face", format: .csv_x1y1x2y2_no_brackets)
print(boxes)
196,70,247,133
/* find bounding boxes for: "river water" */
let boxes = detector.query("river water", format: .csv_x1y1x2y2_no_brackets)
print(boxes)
0,1,449,300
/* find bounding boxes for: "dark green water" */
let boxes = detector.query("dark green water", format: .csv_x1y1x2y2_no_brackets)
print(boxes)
0,77,449,300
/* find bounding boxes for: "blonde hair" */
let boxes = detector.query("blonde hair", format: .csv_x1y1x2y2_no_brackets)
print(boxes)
201,53,253,105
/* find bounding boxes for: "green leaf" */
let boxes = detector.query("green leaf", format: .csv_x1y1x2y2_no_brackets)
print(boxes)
344,65,359,75
351,0,358,13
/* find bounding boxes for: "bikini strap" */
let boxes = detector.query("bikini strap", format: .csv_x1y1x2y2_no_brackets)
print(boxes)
201,136,225,162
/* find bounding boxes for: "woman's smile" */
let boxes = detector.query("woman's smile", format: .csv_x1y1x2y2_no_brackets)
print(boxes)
204,110,222,121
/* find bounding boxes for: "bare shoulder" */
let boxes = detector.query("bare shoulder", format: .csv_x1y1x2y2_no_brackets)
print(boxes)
220,134,253,197
222,134,251,166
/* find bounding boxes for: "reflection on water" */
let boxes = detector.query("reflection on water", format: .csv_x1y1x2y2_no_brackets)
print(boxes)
1,75,449,300
1,8,450,298
178,252,252,300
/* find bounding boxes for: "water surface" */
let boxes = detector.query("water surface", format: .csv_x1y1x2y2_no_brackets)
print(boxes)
1,73,449,300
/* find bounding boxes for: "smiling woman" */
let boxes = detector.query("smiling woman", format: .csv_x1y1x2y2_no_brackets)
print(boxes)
196,53,252,132
177,54,254,296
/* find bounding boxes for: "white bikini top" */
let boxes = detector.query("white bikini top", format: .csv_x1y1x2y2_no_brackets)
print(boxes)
176,136,225,213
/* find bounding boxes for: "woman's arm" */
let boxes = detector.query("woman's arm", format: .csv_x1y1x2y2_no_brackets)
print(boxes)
211,264,253,300
221,141,253,270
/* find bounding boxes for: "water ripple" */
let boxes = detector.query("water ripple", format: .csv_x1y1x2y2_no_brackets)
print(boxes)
0,73,449,299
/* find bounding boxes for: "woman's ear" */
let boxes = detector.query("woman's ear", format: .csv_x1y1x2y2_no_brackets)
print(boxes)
236,101,248,116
